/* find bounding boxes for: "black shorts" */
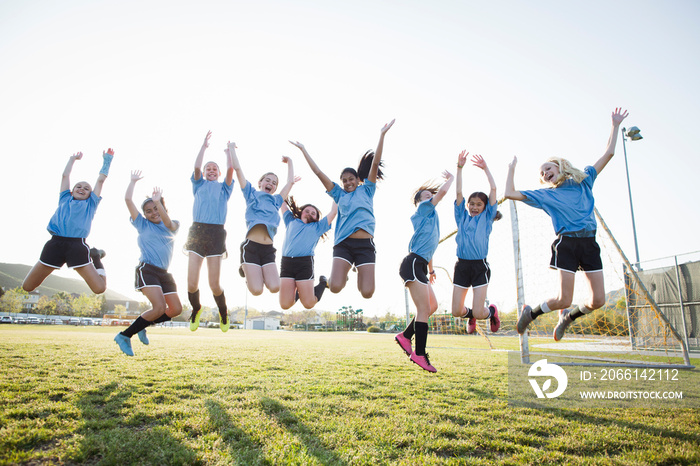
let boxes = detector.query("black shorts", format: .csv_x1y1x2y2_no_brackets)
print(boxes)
453,258,491,289
399,253,429,285
333,238,376,267
280,256,314,281
135,262,177,294
550,235,602,273
39,236,92,269
184,222,227,258
240,239,276,267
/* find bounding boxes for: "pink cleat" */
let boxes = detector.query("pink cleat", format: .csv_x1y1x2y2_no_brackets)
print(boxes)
410,352,437,373
394,333,412,356
466,317,477,334
489,304,501,333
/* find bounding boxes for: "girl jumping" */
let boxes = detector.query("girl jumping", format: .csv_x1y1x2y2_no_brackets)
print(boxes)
504,108,629,341
229,141,296,295
395,171,454,373
279,197,338,309
451,152,502,334
23,149,114,294
185,131,234,332
290,119,394,299
114,172,182,356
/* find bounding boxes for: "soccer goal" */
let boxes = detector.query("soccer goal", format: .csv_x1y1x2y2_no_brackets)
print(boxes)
510,200,693,369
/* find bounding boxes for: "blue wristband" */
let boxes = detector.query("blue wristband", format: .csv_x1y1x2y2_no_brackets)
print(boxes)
100,152,114,176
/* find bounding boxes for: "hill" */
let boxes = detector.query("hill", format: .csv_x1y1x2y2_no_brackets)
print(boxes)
0,263,140,308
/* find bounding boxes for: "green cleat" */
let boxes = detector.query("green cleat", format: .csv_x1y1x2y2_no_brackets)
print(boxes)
190,308,202,332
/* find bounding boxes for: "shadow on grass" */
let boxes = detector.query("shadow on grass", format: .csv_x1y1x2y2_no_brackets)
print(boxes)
205,399,270,465
260,397,348,466
75,381,198,464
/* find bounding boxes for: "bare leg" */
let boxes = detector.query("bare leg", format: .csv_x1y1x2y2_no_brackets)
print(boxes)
546,270,576,311
187,254,204,293
407,281,436,322
329,258,352,294
75,264,106,294
140,287,168,321
356,263,375,299
451,285,469,317
206,256,224,295
261,263,280,293
583,270,606,310
243,264,265,295
22,262,56,292
296,280,317,309
470,285,489,319
279,278,297,309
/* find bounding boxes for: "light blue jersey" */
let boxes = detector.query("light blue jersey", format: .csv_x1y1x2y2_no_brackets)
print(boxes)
281,210,332,257
521,166,598,235
191,174,234,225
47,190,101,238
131,215,179,270
328,179,376,245
408,200,440,262
242,181,284,240
454,199,497,260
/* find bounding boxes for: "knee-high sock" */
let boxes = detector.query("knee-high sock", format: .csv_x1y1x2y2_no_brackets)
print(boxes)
414,321,429,356
152,314,171,325
214,291,227,321
122,316,150,338
188,290,201,312
402,317,416,340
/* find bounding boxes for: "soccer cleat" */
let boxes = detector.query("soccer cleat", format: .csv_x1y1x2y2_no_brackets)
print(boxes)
394,332,412,356
553,309,573,341
89,248,106,270
466,317,477,334
114,334,134,356
220,313,230,333
137,329,149,345
410,352,437,373
190,308,202,332
319,275,328,288
517,305,534,334
489,304,501,333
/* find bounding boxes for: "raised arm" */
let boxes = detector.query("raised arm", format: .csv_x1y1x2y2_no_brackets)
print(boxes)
593,108,629,175
152,187,176,232
326,201,339,226
224,140,234,186
504,156,526,201
367,119,395,183
289,141,334,192
431,170,454,206
193,131,212,181
93,148,114,197
472,154,497,205
60,152,82,192
124,170,143,221
455,150,467,205
278,156,299,200
227,141,247,188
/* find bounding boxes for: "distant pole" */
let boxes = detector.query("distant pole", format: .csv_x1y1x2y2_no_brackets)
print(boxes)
621,127,641,268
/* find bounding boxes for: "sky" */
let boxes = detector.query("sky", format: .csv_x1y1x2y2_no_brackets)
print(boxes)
1,0,699,318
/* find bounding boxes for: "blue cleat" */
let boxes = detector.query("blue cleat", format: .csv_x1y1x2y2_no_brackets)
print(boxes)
137,329,149,345
114,333,134,356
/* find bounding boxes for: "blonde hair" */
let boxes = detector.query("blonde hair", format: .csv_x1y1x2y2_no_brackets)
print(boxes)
543,157,588,187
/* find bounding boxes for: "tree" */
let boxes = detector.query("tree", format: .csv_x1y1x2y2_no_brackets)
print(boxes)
71,294,102,317
53,292,72,315
36,295,57,316
114,304,128,317
0,287,28,315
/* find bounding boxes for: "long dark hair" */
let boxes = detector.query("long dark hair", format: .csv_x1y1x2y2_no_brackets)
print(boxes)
341,150,385,182
412,182,441,206
467,192,502,221
286,196,327,240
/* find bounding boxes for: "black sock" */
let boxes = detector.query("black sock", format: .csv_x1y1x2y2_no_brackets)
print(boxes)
487,305,495,319
569,306,584,321
152,314,171,325
214,291,227,322
188,290,201,312
294,290,299,303
402,317,416,340
463,307,473,319
313,280,327,302
122,316,150,338
414,321,429,356
531,304,544,318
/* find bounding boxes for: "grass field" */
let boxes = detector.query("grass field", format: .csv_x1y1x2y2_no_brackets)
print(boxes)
1,326,699,465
